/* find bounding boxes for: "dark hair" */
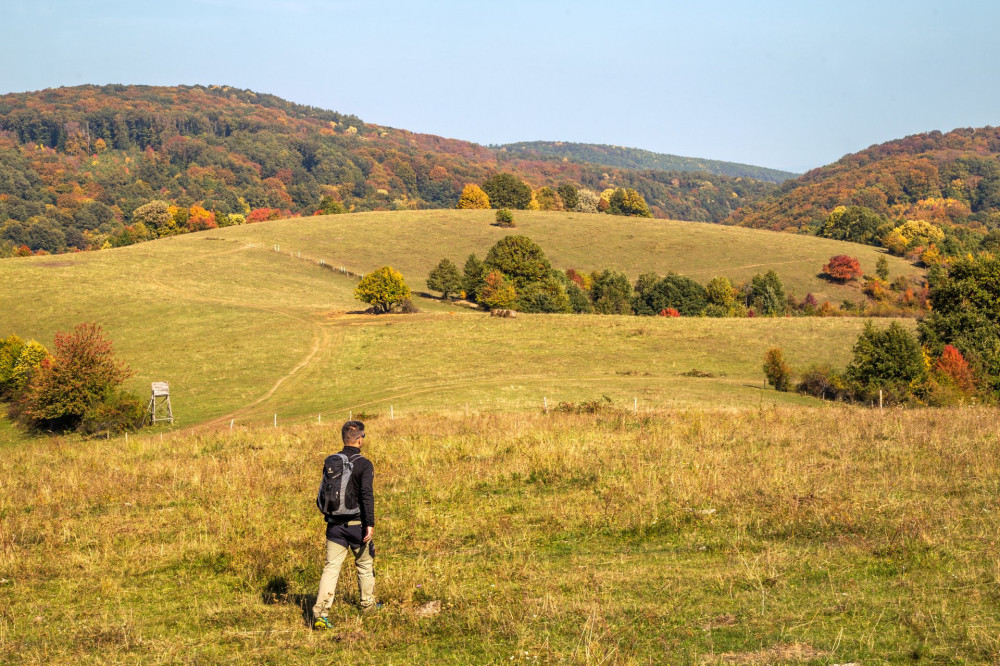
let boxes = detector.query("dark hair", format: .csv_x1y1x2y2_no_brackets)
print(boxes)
341,420,365,444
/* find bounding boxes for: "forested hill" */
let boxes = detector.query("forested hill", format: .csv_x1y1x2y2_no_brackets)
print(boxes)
499,141,797,183
0,84,779,255
726,126,1000,232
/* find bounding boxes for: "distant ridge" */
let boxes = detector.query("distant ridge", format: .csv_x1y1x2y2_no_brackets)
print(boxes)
498,141,798,183
726,125,1000,232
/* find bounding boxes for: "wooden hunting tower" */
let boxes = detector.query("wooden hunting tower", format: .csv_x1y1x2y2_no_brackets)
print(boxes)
148,381,174,425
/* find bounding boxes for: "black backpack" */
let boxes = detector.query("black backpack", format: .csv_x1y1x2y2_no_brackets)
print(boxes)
316,452,361,520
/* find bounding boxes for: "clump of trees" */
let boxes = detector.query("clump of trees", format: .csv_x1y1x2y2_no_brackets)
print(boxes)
457,174,653,219
2,324,145,434
766,252,1000,406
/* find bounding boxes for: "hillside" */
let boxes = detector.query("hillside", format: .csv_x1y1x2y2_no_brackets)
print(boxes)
727,125,1000,232
499,141,797,183
0,84,781,256
0,210,920,429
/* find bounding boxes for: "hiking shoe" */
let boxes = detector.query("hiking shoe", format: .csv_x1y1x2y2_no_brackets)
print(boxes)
361,602,383,614
313,616,334,630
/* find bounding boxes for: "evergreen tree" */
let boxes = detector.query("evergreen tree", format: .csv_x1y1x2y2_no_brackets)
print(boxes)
426,258,463,299
462,254,486,302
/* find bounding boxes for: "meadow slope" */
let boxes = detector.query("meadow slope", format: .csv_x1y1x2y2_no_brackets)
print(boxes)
0,211,920,435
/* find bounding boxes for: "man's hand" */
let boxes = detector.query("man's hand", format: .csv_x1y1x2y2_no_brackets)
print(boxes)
363,526,374,543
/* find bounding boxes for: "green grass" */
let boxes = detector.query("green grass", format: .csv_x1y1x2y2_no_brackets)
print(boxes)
3,408,999,663
0,211,918,428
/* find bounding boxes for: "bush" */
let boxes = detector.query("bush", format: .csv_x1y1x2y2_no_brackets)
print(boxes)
354,266,412,314
79,390,146,435
494,208,515,226
822,255,863,282
763,347,792,391
796,364,846,400
846,321,926,399
17,323,135,433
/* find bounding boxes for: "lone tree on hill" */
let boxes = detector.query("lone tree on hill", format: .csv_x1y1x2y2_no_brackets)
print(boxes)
354,266,412,313
457,184,490,209
481,173,532,209
822,255,863,282
427,258,463,299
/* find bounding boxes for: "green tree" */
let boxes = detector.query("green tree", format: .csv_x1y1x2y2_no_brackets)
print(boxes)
517,276,571,313
818,206,885,245
0,334,25,396
457,184,491,209
426,258,463,299
918,254,1000,391
483,235,553,290
607,188,652,217
8,340,49,397
535,187,563,211
566,283,593,313
763,347,792,391
318,196,347,214
558,184,579,211
130,200,175,236
481,173,532,209
875,255,890,281
749,270,786,316
462,254,486,302
354,266,412,313
847,321,926,394
633,273,707,316
590,269,633,314
705,276,736,316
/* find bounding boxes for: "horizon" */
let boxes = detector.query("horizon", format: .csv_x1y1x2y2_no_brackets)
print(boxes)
3,1,999,173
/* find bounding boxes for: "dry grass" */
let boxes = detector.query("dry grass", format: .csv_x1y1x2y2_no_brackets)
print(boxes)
3,406,999,663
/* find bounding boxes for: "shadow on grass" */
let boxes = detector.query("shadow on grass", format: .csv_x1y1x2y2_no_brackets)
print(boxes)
261,576,316,627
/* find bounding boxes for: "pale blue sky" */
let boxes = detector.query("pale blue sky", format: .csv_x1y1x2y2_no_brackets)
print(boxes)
2,0,998,172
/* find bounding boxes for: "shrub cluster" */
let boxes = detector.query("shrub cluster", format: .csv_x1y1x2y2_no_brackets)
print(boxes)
768,320,985,407
1,324,145,434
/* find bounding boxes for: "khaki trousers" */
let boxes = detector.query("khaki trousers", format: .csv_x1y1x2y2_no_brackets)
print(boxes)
312,529,375,617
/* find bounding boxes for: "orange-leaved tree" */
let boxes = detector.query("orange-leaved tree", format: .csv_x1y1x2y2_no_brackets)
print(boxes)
19,323,142,433
822,255,863,282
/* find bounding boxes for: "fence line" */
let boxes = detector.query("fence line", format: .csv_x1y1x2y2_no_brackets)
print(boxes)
242,241,364,280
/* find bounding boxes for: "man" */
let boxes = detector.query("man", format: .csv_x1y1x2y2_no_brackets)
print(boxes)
312,420,377,628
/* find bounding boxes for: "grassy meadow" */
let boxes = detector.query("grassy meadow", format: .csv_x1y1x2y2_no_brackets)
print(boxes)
3,408,1000,663
0,210,919,435
4,210,979,663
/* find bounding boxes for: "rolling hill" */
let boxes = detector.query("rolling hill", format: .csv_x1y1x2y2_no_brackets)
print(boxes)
0,84,783,257
727,125,1000,232
0,210,920,432
499,141,797,183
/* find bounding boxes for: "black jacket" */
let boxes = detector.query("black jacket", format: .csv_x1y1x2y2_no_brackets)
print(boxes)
324,445,375,529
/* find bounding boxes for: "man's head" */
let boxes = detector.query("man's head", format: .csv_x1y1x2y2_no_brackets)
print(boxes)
341,420,366,446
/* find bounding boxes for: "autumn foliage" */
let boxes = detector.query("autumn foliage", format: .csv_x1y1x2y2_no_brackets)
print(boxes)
935,345,976,392
822,255,863,282
15,323,143,433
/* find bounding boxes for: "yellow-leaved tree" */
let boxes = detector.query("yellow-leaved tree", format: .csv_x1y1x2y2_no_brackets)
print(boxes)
354,266,412,314
457,184,491,209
